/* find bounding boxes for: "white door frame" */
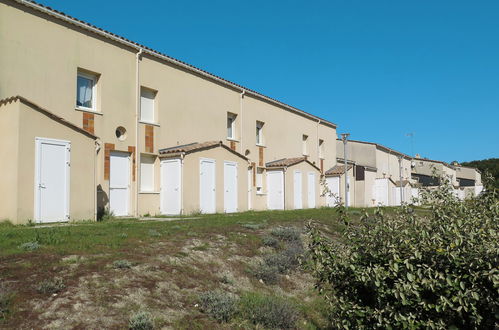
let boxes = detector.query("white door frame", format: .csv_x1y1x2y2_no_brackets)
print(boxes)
224,161,238,213
34,137,71,223
109,151,131,216
160,158,182,215
267,170,284,210
199,158,216,214
293,170,302,209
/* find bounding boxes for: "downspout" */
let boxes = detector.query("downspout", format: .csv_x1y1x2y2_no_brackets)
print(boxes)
180,153,185,215
283,166,287,210
94,139,101,221
240,90,245,147
135,48,143,218
316,119,320,163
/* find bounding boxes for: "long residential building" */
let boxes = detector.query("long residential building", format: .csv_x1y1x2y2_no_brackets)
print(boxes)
0,0,338,224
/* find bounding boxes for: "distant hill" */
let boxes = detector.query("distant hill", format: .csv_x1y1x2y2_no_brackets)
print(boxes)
460,158,499,188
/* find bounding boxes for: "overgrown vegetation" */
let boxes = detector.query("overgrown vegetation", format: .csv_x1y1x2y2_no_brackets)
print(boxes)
18,241,39,251
308,176,499,328
198,290,238,322
36,277,65,294
0,282,13,320
239,292,298,329
128,311,154,330
113,260,133,269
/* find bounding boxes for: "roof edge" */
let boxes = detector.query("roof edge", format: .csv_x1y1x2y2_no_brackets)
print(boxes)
12,0,337,129
0,95,98,140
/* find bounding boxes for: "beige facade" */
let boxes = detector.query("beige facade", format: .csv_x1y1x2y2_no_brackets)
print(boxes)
0,97,97,224
0,0,337,223
334,139,414,207
411,158,458,187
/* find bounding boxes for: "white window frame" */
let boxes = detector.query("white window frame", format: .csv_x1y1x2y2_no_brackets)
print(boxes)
76,71,98,112
302,134,309,156
140,87,156,124
319,139,324,159
227,112,237,140
140,155,155,192
256,121,265,146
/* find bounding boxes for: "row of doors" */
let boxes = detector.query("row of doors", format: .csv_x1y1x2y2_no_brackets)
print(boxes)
267,170,317,210
161,158,239,215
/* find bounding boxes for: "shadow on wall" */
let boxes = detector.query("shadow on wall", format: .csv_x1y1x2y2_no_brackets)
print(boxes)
96,184,109,220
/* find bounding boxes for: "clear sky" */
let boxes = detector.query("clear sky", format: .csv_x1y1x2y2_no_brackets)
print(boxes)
41,0,499,162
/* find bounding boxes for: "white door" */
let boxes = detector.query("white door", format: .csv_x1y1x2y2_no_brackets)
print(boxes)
392,187,402,206
308,172,316,208
267,170,284,210
200,158,216,214
35,138,70,223
373,178,389,206
160,159,182,215
109,151,130,216
293,171,302,209
224,161,238,213
325,176,340,207
247,168,252,210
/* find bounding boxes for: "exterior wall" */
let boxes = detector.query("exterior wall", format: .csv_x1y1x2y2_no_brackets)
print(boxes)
337,167,355,207
284,163,323,210
0,1,337,217
180,148,249,215
353,169,376,207
375,149,411,181
0,101,96,224
336,140,376,169
455,166,482,186
0,101,20,222
412,159,457,186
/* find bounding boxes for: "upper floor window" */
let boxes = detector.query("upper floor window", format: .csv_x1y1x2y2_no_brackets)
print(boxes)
256,121,264,145
319,139,324,159
227,112,237,139
140,87,156,123
302,134,309,155
76,70,98,111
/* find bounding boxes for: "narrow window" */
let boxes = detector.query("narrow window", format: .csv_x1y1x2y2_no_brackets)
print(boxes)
140,155,155,192
140,87,156,123
227,112,237,139
319,139,324,159
256,168,264,194
355,166,365,181
302,134,309,155
76,70,98,111
256,121,264,145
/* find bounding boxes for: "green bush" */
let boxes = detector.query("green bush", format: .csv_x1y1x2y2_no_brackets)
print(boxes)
239,292,298,329
262,235,279,248
19,241,40,251
198,290,238,322
270,226,301,242
37,277,65,294
308,178,499,329
113,260,133,269
129,310,154,330
252,262,279,285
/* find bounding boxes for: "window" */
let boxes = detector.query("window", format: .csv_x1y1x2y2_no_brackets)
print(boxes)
256,121,264,145
256,168,264,194
140,155,155,192
302,135,308,155
76,71,97,111
227,112,237,139
355,166,365,181
319,139,324,159
140,87,156,123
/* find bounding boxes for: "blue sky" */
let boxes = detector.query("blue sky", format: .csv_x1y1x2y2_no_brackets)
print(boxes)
41,0,499,162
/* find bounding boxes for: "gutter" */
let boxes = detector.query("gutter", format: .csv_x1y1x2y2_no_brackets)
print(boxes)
135,48,143,218
16,0,337,129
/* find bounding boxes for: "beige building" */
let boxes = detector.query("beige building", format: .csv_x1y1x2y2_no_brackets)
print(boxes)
0,0,337,224
329,139,415,207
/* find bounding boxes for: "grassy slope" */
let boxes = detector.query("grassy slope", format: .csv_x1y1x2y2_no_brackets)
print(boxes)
0,208,395,328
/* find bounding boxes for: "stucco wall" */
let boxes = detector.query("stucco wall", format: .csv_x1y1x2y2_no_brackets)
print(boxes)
284,162,323,210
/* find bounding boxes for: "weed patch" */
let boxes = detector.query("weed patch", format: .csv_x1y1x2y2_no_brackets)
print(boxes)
19,241,40,251
36,277,65,294
129,310,154,330
198,290,238,322
0,283,13,320
113,260,133,269
239,292,298,329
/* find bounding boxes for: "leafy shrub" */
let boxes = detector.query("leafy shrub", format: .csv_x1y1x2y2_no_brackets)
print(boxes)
252,263,279,285
270,226,301,242
129,310,154,330
308,178,499,329
0,283,13,320
19,241,39,251
239,292,298,329
37,277,65,294
113,260,133,269
263,241,303,274
262,235,279,248
198,290,238,322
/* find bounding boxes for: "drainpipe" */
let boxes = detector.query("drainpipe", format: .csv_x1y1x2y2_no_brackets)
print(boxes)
398,156,403,205
94,139,101,221
180,153,185,215
135,48,143,218
316,120,320,163
240,90,245,147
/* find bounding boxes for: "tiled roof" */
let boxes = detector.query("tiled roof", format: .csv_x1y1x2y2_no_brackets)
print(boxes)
0,95,98,140
266,157,308,168
325,164,352,176
159,141,248,160
12,0,337,129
